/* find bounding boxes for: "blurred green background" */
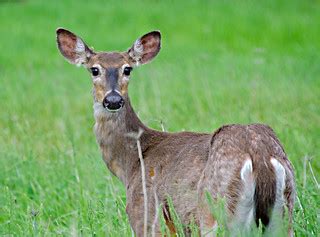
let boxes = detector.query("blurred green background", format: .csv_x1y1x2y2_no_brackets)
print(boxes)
0,0,319,236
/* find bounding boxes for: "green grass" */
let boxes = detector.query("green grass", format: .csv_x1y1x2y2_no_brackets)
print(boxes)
0,0,319,236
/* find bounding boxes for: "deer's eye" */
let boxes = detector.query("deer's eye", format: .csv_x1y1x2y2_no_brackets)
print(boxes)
90,67,100,76
123,67,132,76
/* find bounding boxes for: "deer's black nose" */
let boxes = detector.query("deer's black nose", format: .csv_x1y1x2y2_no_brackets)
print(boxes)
103,91,124,111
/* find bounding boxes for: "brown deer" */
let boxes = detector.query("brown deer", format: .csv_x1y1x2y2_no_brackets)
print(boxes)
56,28,295,236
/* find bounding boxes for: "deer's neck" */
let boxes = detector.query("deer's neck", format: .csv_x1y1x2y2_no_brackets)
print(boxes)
93,95,162,185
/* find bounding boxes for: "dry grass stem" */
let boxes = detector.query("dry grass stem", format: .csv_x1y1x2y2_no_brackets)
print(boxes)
303,156,307,188
132,128,148,237
151,170,160,237
307,158,319,189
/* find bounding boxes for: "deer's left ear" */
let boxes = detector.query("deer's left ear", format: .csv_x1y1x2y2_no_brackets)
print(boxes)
128,31,161,66
56,28,94,66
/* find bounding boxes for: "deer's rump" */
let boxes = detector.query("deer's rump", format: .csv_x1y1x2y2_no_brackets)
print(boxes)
198,123,295,232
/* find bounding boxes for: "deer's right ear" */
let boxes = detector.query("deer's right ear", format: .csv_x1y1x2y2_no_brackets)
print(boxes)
128,31,161,66
56,28,94,66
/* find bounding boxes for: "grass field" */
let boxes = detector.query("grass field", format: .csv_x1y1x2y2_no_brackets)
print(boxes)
0,0,319,236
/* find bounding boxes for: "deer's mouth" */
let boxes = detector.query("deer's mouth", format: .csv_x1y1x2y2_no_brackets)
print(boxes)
103,101,125,112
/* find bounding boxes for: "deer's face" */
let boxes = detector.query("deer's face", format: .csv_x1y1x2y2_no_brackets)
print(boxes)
86,52,132,111
56,28,161,113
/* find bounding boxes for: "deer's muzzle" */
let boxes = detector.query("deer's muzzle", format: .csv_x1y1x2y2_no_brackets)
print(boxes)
103,90,124,112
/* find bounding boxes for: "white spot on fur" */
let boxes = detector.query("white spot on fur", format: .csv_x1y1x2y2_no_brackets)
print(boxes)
121,64,131,81
92,64,102,69
105,90,113,95
121,64,130,70
93,101,120,122
93,102,107,120
270,158,286,194
135,61,140,67
266,158,286,234
93,76,102,83
91,64,103,82
114,89,121,95
105,89,121,97
241,159,253,181
231,159,255,233
75,59,84,67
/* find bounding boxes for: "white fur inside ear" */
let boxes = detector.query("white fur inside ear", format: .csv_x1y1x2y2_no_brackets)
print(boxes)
129,38,144,66
74,38,86,66
133,39,144,55
75,38,85,53
128,38,144,66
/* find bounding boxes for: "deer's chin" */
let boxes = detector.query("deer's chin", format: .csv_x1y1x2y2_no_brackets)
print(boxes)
105,108,122,113
93,102,124,120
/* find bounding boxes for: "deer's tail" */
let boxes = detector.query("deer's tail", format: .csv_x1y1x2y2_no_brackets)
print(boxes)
254,158,286,228
235,158,286,231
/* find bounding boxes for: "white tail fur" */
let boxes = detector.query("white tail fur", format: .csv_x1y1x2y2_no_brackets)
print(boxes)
231,159,255,233
266,158,286,234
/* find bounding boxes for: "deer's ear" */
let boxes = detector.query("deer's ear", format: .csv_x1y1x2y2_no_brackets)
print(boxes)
128,31,161,66
56,28,94,66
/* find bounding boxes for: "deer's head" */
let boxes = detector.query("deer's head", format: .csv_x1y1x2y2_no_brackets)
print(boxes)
56,28,161,113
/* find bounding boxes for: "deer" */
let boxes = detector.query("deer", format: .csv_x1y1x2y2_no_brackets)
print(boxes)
56,28,295,236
